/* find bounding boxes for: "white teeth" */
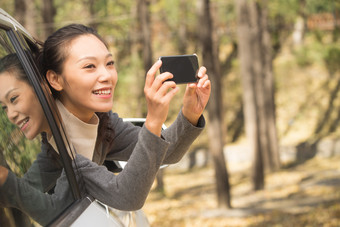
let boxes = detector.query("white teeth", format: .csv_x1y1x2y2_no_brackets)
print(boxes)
19,118,29,129
93,89,111,95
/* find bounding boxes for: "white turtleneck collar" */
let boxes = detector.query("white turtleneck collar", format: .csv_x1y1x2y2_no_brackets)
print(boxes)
48,100,99,160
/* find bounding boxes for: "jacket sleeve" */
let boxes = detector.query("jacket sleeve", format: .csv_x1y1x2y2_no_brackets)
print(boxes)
105,110,205,164
75,125,169,211
22,142,63,193
161,110,205,164
0,170,74,226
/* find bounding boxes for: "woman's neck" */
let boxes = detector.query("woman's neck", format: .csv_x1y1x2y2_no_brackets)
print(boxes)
58,98,95,123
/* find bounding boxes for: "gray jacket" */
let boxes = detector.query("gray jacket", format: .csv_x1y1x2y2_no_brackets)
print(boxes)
0,110,205,225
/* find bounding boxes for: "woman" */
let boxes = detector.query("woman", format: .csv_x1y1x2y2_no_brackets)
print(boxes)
0,24,211,225
0,54,50,186
0,53,74,225
38,23,211,210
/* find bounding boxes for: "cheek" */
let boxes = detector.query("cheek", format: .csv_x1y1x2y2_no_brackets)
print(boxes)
113,73,118,87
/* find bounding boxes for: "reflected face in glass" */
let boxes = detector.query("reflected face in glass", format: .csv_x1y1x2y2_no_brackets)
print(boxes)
56,34,118,123
0,72,49,140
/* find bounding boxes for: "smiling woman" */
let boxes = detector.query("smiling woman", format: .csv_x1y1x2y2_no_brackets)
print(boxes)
0,53,76,225
45,34,117,123
37,24,209,210
0,54,50,140
0,20,210,226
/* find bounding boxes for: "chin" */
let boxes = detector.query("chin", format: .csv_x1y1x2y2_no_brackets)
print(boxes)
24,133,36,141
95,105,113,113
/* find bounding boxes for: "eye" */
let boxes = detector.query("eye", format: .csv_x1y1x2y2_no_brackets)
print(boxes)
1,105,7,112
107,61,115,66
10,96,18,103
84,64,95,69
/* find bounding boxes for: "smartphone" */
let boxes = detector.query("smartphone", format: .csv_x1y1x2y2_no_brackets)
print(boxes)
159,54,199,84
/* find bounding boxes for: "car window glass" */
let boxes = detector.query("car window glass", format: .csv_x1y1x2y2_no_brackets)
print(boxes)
0,28,77,227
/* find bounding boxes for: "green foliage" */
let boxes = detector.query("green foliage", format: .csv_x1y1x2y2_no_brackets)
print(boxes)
324,46,340,75
294,46,314,67
0,110,40,177
268,0,299,23
305,0,339,14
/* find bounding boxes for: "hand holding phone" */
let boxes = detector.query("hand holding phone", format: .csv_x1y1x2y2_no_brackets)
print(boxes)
159,54,199,84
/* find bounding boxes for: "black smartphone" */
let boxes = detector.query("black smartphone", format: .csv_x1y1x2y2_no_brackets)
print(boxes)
159,54,199,84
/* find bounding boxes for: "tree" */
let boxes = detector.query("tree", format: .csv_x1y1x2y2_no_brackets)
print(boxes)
177,0,188,54
41,0,56,39
14,0,37,37
236,0,280,191
134,0,153,117
199,0,231,208
87,0,99,30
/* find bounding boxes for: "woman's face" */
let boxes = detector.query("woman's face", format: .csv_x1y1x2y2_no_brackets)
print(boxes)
0,72,49,140
56,34,118,123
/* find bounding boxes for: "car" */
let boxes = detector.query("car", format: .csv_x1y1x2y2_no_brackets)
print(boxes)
0,8,158,227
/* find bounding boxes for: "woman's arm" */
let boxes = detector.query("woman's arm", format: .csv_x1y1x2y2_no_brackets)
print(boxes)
75,125,170,210
161,110,205,164
22,142,63,192
0,169,73,226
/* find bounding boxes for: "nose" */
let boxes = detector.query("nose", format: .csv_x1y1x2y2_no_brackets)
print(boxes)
7,106,18,124
98,65,113,83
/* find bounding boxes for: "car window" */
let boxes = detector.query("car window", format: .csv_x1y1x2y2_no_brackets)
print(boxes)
0,26,80,226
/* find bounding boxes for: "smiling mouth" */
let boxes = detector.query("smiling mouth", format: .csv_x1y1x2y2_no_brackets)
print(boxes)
18,117,29,129
92,88,111,95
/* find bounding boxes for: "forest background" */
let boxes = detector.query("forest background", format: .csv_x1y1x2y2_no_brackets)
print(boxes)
2,0,340,226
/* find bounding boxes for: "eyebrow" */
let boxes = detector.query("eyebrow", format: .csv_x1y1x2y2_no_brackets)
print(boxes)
0,88,17,104
77,53,113,63
5,88,18,100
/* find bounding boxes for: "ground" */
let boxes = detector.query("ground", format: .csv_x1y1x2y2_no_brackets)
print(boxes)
143,155,340,227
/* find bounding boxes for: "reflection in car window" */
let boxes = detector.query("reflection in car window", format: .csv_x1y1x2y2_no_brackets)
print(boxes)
0,30,41,179
0,29,14,54
0,28,75,226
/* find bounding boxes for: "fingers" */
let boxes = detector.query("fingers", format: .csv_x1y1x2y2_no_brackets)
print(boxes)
197,66,207,78
144,59,179,109
197,66,209,88
187,66,209,89
145,60,162,88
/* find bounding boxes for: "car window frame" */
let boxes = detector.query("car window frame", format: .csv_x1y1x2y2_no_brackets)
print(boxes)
6,26,82,200
0,9,97,226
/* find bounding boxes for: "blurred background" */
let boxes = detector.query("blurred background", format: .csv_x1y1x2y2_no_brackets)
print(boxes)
2,0,340,226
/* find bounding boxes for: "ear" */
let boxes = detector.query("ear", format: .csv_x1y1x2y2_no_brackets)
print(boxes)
46,70,63,91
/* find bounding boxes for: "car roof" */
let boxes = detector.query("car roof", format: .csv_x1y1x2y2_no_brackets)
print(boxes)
0,8,35,43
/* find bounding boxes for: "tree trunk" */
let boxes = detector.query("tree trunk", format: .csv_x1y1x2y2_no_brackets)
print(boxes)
14,0,37,37
14,0,26,26
236,0,280,191
177,0,188,54
260,0,280,172
88,0,99,30
135,0,153,117
199,0,231,208
41,0,56,39
26,0,37,37
137,0,153,72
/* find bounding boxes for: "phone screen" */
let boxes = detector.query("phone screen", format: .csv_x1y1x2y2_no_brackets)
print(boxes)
159,54,199,84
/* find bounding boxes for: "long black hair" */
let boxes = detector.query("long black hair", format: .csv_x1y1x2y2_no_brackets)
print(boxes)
0,53,28,83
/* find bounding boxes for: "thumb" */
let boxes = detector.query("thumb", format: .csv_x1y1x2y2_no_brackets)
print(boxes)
186,83,197,96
